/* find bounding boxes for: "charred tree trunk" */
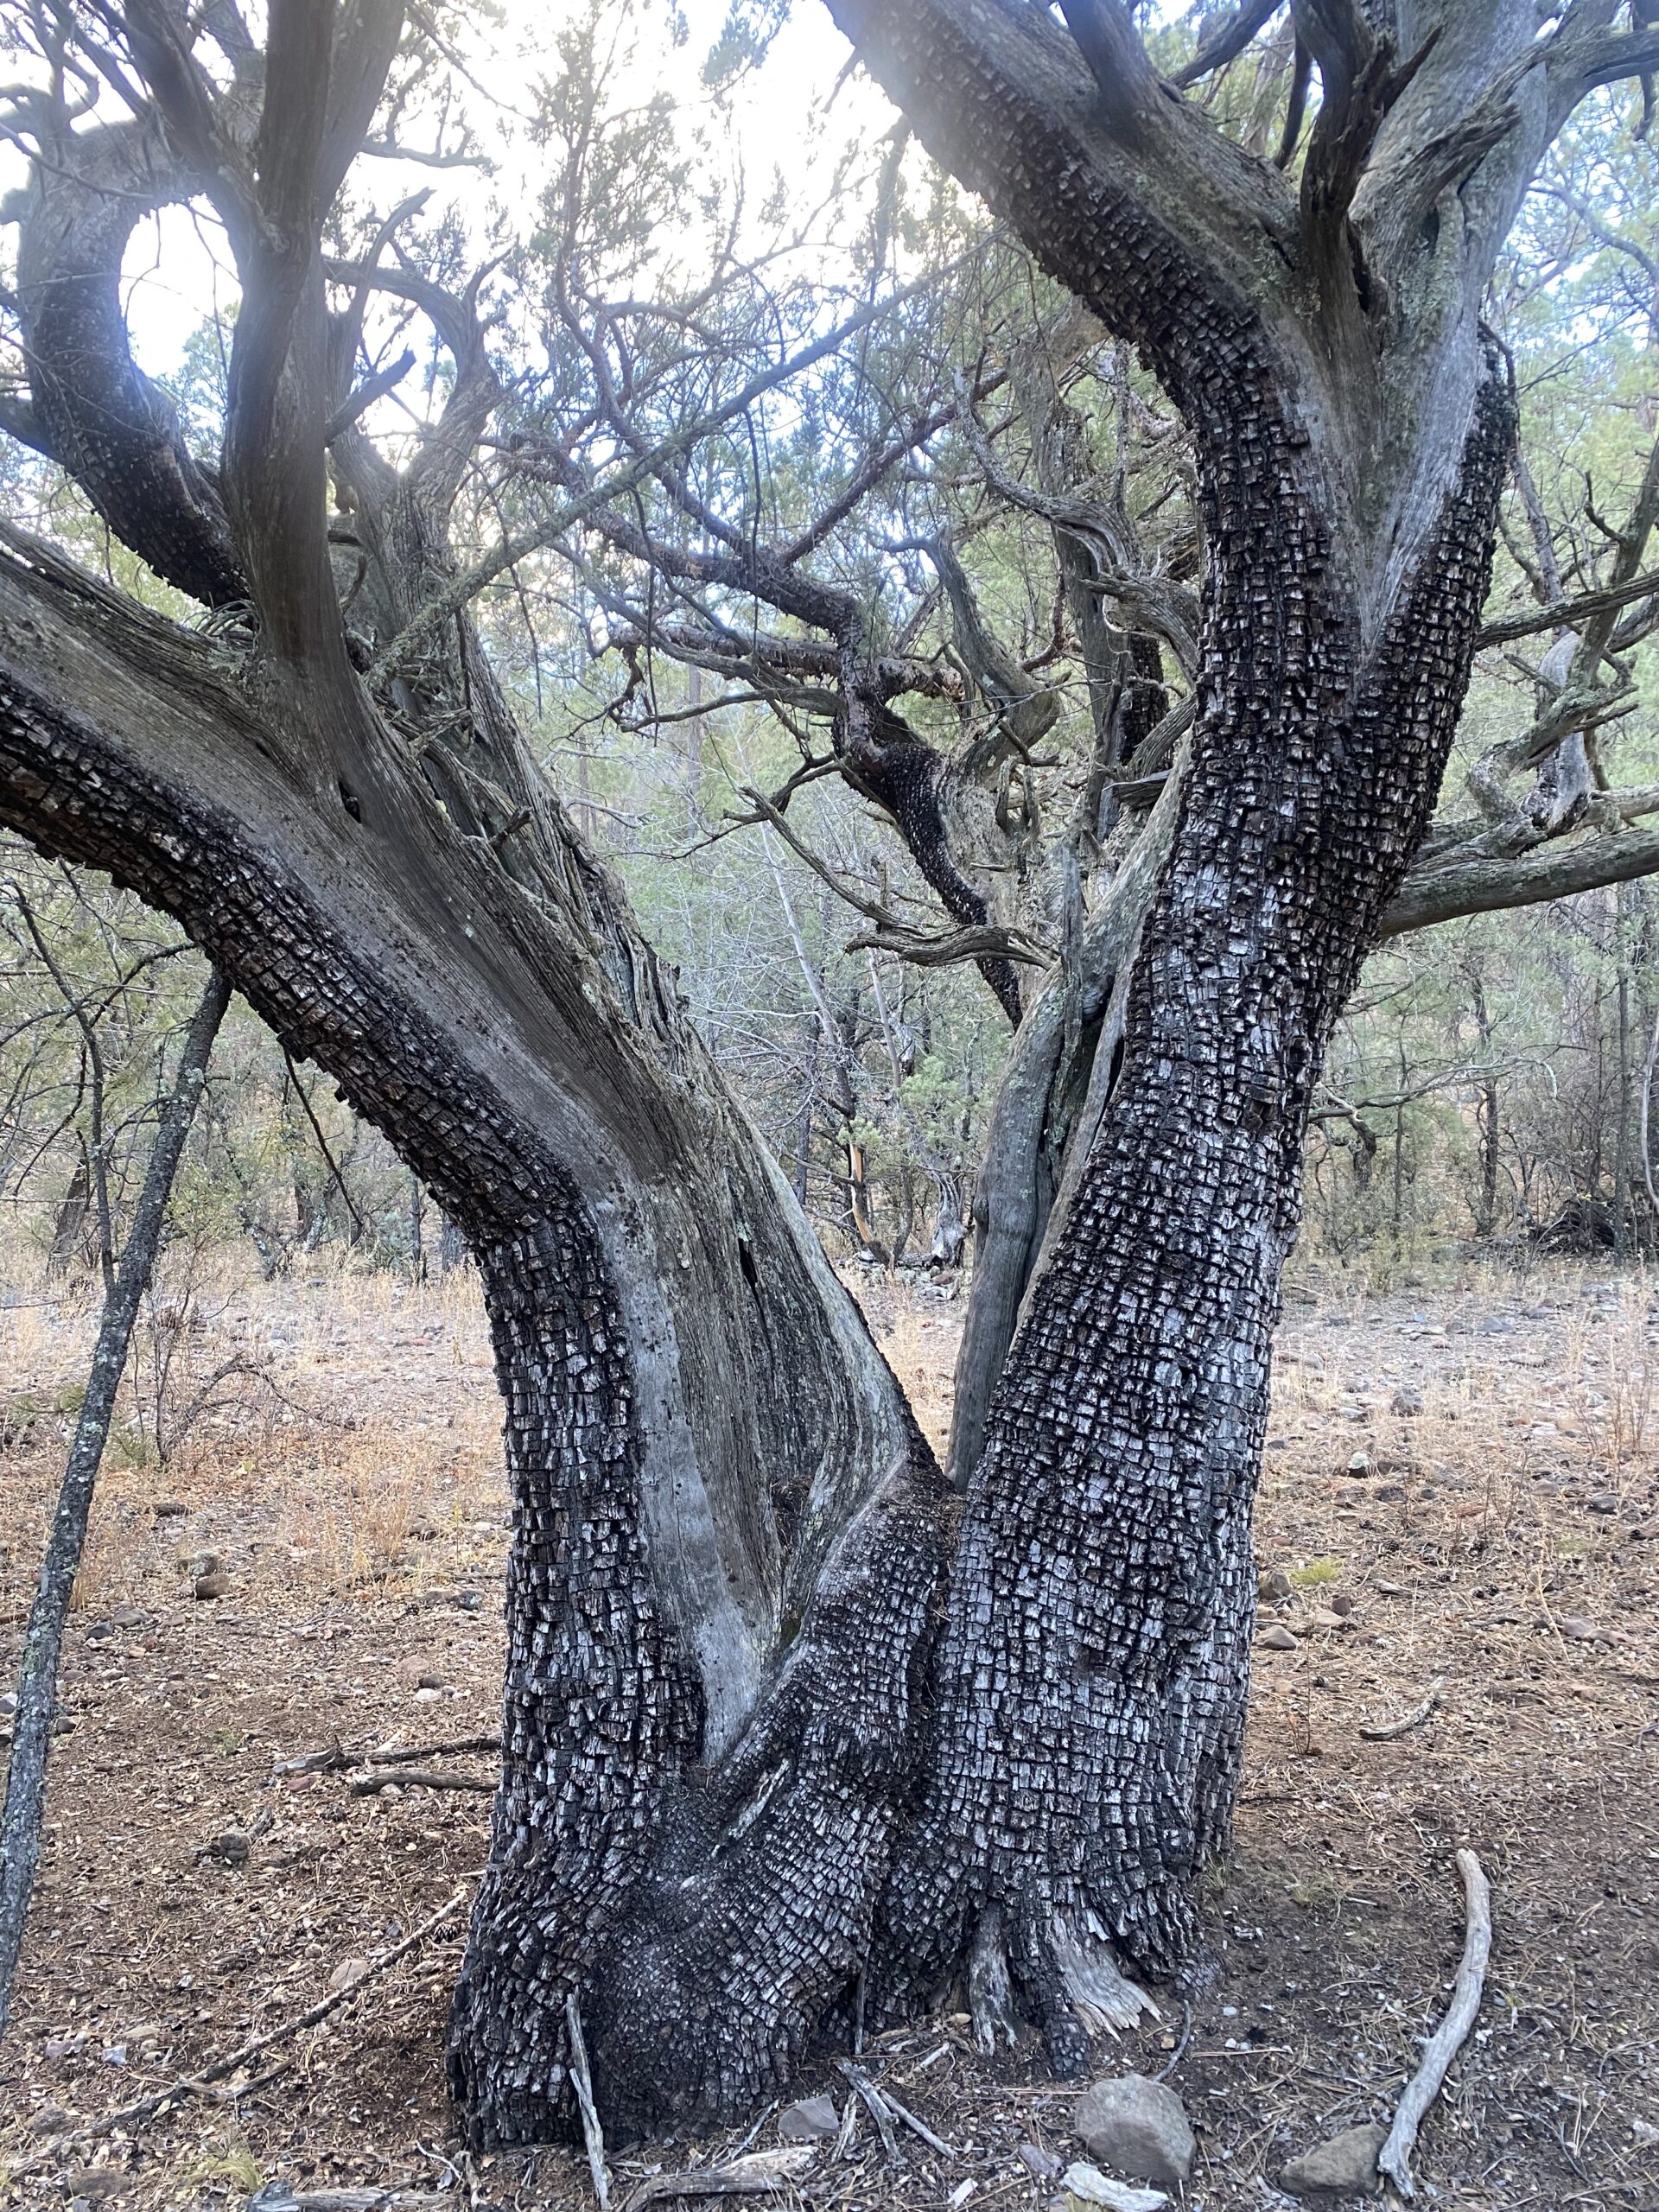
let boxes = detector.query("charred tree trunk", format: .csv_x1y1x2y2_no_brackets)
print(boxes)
0,0,1630,2152
0,539,944,2136
870,357,1513,2059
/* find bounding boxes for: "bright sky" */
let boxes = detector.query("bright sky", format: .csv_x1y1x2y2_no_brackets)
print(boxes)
115,0,899,380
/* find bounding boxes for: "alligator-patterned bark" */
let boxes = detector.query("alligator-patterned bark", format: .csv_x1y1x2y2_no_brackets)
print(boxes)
0,0,1644,2149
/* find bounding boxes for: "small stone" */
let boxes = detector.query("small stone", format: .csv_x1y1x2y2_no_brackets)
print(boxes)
1281,2122,1387,2197
1389,1387,1422,1418
1055,2164,1167,2212
111,1605,143,1630
416,1673,445,1691
1330,1591,1355,1617
778,2094,840,2142
43,2035,86,2057
181,1548,219,1574
1344,1451,1371,1477
153,1500,187,1518
1019,2144,1064,2179
1072,2074,1194,2191
207,1828,251,1866
0,1690,16,1717
1258,1624,1299,1651
1287,1607,1339,1635
328,1956,371,1993
74,2169,128,2199
1586,1493,1619,1514
194,1572,232,1600
120,2021,162,2045
29,2105,70,2134
413,1687,442,1703
1260,1567,1294,1604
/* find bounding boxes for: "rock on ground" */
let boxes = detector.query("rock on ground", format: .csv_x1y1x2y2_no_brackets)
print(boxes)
777,2094,840,2142
1280,2121,1388,2197
1072,2074,1195,2191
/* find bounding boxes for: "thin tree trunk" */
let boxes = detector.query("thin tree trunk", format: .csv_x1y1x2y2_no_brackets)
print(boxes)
0,964,230,2037
1615,882,1634,1259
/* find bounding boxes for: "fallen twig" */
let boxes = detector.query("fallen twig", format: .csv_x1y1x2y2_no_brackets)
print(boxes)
874,2081,952,2157
620,2148,814,2210
10,1890,468,2171
1378,1847,1492,2198
272,1734,499,1777
251,2190,448,2212
836,2060,905,2164
351,1768,494,1796
566,1992,611,2212
1360,1675,1446,1741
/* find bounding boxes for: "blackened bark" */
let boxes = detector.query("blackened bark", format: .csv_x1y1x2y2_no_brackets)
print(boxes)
849,704,1026,1024
14,112,245,607
0,536,941,2144
874,354,1516,2063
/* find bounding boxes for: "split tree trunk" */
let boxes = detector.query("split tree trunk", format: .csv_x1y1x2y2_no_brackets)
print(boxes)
0,534,940,2141
0,0,1593,2150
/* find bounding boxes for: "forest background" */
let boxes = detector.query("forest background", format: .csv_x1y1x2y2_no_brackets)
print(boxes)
6,0,1659,1291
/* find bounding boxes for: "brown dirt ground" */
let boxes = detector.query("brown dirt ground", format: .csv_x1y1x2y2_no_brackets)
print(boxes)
1,1255,1657,2211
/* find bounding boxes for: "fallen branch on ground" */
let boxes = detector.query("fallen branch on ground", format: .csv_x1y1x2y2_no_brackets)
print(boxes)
272,1734,499,1776
350,1768,494,1796
251,2190,448,2212
9,1889,468,2171
1360,1675,1446,1740
1378,1848,1493,2199
868,2078,952,2157
620,2148,815,2210
836,2061,904,2164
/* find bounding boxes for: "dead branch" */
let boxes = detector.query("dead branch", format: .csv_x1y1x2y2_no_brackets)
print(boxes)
271,1734,500,1776
835,2061,905,2164
1378,1849,1493,2198
351,1767,495,1796
1359,1675,1446,1740
566,1992,611,2212
620,2149,815,2211
0,966,230,2038
251,2190,448,2212
869,2080,953,2157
